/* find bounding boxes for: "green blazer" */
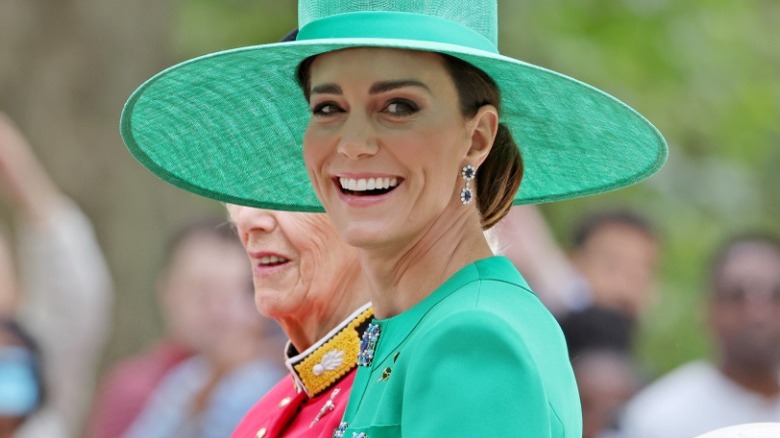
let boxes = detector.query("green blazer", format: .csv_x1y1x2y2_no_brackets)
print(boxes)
337,256,582,437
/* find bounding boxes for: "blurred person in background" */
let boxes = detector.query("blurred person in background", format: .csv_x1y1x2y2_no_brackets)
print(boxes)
559,306,635,363
619,234,780,438
498,206,654,437
0,112,113,437
559,307,640,438
98,217,285,438
572,349,639,438
569,210,660,320
86,219,218,437
227,205,371,438
496,206,660,320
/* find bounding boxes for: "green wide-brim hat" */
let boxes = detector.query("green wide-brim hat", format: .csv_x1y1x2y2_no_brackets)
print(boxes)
120,1,667,212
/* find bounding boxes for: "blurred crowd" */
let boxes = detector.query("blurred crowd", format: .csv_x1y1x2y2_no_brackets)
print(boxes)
1,110,779,437
0,113,286,438
495,206,780,437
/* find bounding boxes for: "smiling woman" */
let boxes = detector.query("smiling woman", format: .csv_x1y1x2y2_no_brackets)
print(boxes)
225,205,372,438
298,45,571,437
300,48,523,252
119,1,667,437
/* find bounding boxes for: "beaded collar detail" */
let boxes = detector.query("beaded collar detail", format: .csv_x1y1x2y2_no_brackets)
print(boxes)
285,304,373,398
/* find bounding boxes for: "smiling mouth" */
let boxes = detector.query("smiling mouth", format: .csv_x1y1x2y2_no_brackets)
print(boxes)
338,177,400,196
257,255,289,267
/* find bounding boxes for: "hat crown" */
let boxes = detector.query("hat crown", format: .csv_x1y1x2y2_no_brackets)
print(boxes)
298,0,498,46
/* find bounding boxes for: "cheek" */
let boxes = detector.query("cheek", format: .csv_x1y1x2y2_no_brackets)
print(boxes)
422,151,461,199
397,129,459,179
293,240,334,302
303,127,329,166
290,218,335,266
302,130,317,166
303,130,330,194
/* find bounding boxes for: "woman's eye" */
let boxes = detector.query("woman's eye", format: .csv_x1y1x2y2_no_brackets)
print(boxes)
312,102,342,116
384,100,418,116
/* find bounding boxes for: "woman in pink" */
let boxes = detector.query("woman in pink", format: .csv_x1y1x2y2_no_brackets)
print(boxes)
227,206,371,438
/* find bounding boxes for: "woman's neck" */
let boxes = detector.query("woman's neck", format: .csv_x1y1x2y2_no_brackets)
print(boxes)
360,209,493,319
279,267,370,353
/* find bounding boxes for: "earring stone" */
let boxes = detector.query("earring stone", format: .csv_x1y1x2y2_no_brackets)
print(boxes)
460,186,473,205
461,164,476,181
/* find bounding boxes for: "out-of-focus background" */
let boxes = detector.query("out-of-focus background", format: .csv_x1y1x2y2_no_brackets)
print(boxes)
0,0,778,432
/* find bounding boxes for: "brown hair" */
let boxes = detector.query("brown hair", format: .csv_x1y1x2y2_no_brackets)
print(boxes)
296,52,524,229
572,209,657,250
438,54,523,229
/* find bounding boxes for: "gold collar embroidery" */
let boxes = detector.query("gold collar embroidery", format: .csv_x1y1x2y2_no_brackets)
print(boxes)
285,303,373,398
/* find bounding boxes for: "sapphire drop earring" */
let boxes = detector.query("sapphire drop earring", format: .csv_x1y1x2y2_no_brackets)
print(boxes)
460,164,475,205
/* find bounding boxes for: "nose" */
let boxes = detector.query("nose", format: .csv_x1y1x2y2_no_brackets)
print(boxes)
227,205,278,242
337,113,378,160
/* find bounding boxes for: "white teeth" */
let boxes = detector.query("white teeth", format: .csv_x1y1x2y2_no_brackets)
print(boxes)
259,255,288,265
338,177,399,192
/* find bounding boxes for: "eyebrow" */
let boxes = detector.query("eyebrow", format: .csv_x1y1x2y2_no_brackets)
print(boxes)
309,79,431,96
369,80,431,95
310,83,343,96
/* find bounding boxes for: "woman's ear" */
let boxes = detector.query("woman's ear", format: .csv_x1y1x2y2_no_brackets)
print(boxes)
465,104,499,167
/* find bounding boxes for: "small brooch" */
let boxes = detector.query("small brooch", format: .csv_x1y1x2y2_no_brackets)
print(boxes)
378,351,400,382
378,367,392,382
333,422,348,438
358,323,380,367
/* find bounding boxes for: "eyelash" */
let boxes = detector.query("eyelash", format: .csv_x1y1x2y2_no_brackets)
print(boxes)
384,99,419,117
311,102,342,116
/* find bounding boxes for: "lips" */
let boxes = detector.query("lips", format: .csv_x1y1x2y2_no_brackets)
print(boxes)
257,254,289,266
248,251,291,275
337,176,400,196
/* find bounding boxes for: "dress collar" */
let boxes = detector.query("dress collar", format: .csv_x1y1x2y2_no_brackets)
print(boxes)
368,256,531,368
285,303,373,398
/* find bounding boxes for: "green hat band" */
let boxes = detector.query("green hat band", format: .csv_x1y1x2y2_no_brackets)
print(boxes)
298,12,499,54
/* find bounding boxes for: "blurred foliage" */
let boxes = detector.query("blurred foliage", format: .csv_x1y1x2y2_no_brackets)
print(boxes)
172,0,296,58
172,0,779,377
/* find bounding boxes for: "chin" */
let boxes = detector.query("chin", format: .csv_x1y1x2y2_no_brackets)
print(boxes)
340,231,383,249
254,294,291,319
253,303,274,319
337,224,393,250
327,204,420,251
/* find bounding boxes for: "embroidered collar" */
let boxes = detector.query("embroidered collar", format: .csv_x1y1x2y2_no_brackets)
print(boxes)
285,303,373,398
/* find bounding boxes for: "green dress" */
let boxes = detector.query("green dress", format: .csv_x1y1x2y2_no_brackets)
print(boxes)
335,256,582,437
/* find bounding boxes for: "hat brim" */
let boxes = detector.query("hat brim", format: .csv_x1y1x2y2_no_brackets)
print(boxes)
121,38,667,211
